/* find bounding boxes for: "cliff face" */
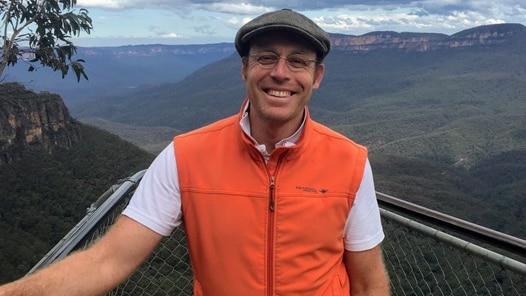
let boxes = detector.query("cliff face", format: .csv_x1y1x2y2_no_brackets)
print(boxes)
76,43,235,59
1,23,524,165
330,23,526,52
0,83,81,165
36,23,523,58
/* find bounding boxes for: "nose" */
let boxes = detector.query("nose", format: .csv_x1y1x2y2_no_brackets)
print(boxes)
270,57,291,78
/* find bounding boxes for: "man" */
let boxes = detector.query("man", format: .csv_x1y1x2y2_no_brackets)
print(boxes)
0,9,389,295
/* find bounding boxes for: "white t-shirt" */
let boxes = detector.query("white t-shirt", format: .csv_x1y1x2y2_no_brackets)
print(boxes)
123,114,385,252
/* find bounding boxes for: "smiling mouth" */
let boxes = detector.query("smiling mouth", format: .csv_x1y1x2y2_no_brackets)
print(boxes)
266,89,293,97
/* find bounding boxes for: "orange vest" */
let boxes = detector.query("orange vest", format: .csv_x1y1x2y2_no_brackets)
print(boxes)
174,103,367,296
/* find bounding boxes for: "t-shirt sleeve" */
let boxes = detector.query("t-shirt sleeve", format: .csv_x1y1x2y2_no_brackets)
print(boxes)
121,141,182,236
343,158,385,251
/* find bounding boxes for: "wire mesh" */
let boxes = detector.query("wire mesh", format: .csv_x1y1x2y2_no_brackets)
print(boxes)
40,179,525,296
382,216,525,296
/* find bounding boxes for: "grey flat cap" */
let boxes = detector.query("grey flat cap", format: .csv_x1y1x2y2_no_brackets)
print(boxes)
235,9,331,60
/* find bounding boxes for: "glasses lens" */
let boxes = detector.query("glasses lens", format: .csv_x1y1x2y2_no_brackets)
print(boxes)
252,52,316,71
256,53,279,66
287,55,310,69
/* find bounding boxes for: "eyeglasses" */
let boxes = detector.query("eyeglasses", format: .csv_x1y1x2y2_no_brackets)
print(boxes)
249,52,319,71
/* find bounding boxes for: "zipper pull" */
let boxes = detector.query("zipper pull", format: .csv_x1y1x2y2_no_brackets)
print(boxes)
269,176,275,211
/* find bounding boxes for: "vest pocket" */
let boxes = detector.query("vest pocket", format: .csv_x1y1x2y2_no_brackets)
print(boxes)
320,275,346,296
193,279,203,296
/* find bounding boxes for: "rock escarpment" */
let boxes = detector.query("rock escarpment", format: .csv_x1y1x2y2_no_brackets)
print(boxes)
0,83,81,164
330,23,526,52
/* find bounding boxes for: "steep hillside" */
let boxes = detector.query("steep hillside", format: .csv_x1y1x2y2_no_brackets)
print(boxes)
75,53,245,133
0,84,154,283
317,45,526,167
75,24,526,167
3,43,235,107
73,24,526,238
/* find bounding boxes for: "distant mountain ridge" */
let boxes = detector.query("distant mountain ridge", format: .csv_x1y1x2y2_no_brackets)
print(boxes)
75,23,526,143
3,44,236,106
76,42,235,58
75,23,526,57
72,22,526,240
76,23,526,57
330,23,526,52
4,23,524,108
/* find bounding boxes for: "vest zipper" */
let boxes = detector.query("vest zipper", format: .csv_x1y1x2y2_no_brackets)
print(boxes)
267,175,275,295
269,176,275,211
267,152,287,296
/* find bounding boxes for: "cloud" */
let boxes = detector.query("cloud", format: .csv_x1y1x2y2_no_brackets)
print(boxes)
193,24,216,35
76,0,414,12
147,25,183,39
77,0,190,9
75,0,526,22
77,0,138,9
417,0,526,18
194,2,272,14
159,32,183,38
72,0,526,46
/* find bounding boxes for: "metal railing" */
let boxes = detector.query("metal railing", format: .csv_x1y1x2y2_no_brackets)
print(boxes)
29,171,526,295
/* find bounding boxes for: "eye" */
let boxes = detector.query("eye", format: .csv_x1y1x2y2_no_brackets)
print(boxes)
257,53,279,65
287,55,309,68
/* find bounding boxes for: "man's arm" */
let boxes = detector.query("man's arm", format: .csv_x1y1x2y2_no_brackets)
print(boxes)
0,215,163,296
344,244,390,296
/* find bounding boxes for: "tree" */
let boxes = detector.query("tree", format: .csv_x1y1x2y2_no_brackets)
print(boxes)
0,0,92,82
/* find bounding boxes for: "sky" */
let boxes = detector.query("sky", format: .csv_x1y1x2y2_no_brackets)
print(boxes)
72,0,526,47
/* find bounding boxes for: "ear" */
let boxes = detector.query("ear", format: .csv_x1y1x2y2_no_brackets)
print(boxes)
312,63,325,90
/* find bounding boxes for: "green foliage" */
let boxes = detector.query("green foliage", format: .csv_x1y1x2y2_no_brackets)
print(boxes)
0,0,92,81
0,123,154,284
2,30,526,288
370,152,526,238
80,117,180,154
75,40,526,239
74,53,246,131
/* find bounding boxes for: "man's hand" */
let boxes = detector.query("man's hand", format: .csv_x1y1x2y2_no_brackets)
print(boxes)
0,215,163,296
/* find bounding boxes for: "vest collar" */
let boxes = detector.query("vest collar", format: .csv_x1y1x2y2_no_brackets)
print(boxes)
237,98,312,162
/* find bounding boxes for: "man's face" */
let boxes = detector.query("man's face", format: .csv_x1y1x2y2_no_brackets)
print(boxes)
241,32,325,130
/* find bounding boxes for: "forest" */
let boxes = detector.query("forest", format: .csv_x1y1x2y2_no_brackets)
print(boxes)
0,121,154,283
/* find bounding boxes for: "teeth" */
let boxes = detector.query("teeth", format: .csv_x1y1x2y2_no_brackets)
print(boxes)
268,90,291,97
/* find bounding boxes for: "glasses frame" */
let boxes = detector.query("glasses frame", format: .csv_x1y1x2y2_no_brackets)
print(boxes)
249,51,320,72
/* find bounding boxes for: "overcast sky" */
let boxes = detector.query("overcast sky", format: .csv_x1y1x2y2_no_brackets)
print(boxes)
73,0,526,46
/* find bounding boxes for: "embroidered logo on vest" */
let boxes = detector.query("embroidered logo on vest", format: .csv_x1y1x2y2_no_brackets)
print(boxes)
296,186,329,194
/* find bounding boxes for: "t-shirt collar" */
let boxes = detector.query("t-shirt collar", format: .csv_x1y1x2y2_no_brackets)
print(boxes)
240,101,305,151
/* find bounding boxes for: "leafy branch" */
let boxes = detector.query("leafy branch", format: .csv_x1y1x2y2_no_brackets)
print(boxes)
0,0,92,82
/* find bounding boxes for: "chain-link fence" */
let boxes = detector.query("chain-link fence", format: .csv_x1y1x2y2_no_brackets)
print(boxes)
381,209,526,295
30,172,526,295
